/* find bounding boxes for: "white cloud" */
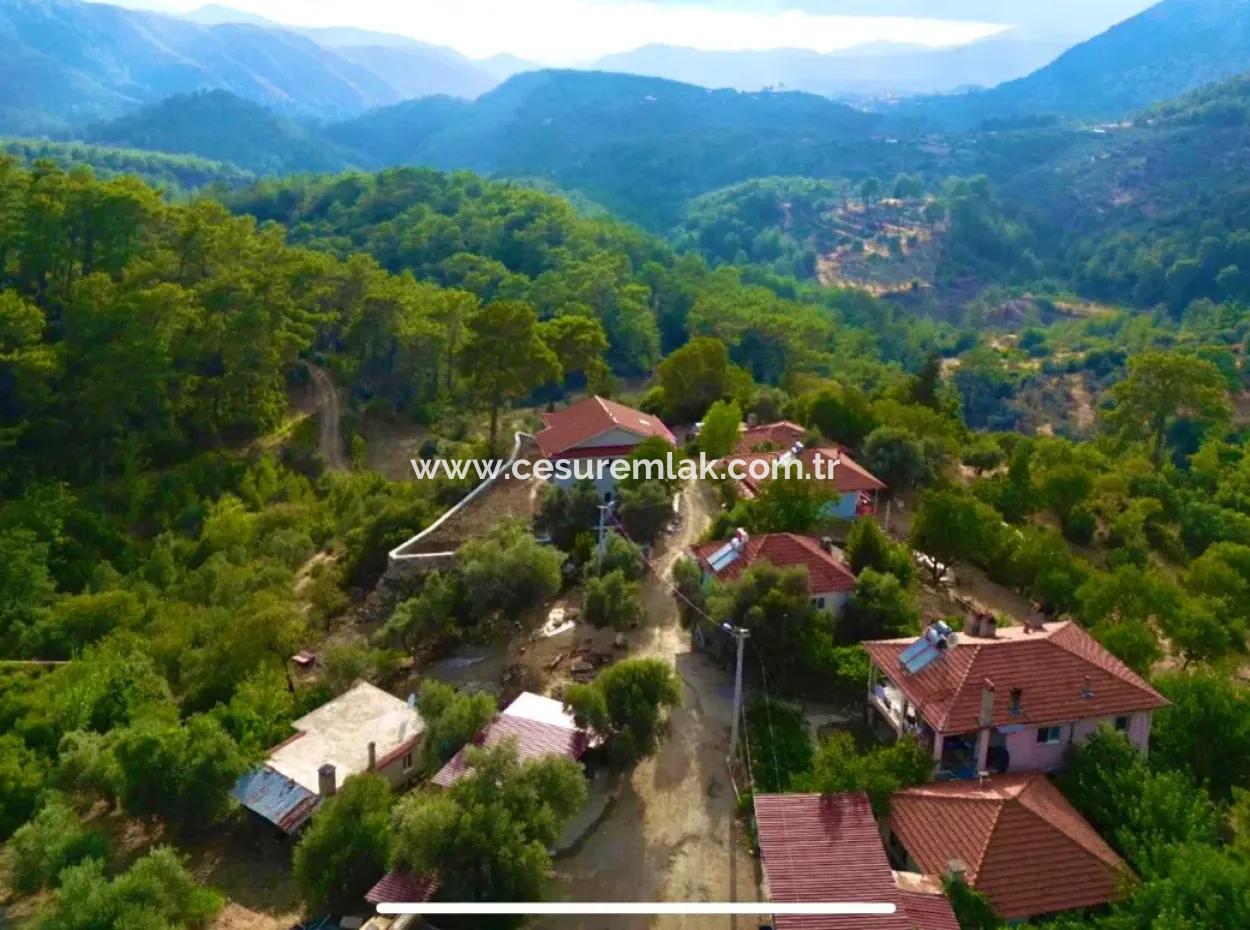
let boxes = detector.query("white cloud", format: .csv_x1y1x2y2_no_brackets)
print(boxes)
162,0,1008,63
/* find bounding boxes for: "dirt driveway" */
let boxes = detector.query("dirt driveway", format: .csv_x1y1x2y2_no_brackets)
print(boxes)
544,481,761,930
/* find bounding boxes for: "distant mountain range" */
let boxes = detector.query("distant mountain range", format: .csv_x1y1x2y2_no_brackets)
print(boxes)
591,34,1075,98
908,0,1250,125
0,0,407,133
0,0,522,134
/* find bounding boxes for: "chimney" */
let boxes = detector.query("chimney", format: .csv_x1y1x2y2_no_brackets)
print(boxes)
1026,602,1047,632
318,763,337,798
821,536,834,554
945,859,969,886
979,680,995,727
367,741,377,771
963,613,980,637
981,614,997,639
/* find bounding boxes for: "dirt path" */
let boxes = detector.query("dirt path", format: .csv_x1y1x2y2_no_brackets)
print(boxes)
545,481,761,930
302,361,346,471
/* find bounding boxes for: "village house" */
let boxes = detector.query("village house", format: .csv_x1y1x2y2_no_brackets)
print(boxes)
755,791,959,930
231,682,425,834
736,419,808,453
864,616,1168,779
534,395,676,501
365,691,593,908
431,690,593,786
690,529,857,615
719,427,886,519
887,773,1131,922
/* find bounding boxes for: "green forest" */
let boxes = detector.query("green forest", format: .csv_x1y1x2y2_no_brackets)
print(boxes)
5,0,1250,926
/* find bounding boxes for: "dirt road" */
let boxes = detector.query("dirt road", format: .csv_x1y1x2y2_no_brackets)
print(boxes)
545,481,761,930
302,361,346,471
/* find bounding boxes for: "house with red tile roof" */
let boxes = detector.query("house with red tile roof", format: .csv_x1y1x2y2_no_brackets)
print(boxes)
718,437,886,519
690,530,857,614
431,691,592,787
755,792,959,930
737,420,808,454
534,395,675,502
887,773,1132,921
864,617,1168,779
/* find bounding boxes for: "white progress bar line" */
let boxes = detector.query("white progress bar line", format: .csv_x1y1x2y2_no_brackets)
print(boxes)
377,903,897,915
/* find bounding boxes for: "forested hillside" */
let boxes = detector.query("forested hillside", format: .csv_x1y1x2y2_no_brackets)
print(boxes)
906,0,1250,126
0,138,254,193
0,0,399,134
83,91,362,176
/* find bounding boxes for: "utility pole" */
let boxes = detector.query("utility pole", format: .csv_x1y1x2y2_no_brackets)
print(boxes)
724,623,750,762
596,502,611,557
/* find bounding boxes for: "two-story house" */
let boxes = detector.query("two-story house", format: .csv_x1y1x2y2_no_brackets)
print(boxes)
534,395,676,502
864,615,1168,778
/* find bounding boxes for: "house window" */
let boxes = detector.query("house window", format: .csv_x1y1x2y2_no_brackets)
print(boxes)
1036,726,1063,745
402,751,414,771
1114,715,1131,733
811,597,826,609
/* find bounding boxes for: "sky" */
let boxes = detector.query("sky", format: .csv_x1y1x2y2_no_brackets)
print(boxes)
118,0,1018,64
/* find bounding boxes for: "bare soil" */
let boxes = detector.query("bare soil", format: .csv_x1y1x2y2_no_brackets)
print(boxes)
541,481,761,930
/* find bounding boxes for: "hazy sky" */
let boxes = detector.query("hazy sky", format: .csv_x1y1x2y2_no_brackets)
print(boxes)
120,0,1017,63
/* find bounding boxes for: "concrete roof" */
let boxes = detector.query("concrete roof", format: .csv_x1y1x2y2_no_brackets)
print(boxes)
267,681,425,793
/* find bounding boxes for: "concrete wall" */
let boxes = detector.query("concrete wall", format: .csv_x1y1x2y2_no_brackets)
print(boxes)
810,589,850,614
1000,712,1153,773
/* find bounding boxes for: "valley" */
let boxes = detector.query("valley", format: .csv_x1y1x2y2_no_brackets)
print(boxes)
4,1,1250,929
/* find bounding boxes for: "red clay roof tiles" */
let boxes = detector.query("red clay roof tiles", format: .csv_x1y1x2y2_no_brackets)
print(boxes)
691,533,857,593
755,792,958,930
720,445,886,496
738,421,807,453
890,773,1131,920
535,395,675,457
863,621,1167,733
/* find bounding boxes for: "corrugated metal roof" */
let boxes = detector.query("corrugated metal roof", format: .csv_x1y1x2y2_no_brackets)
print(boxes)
365,869,439,904
890,773,1130,920
230,765,320,833
432,713,590,787
755,792,912,930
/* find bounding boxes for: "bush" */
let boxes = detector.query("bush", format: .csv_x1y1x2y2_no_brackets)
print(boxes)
9,794,108,893
564,658,681,765
746,699,814,793
293,773,394,912
582,569,645,630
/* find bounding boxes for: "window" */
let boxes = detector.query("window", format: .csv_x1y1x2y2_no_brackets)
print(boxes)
1114,715,1130,733
402,751,413,771
1036,726,1062,745
811,597,826,609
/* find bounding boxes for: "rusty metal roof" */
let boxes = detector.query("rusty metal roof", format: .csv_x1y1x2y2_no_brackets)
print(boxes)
365,869,438,905
230,764,319,833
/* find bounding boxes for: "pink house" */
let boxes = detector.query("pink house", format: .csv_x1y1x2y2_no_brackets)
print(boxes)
864,617,1168,778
